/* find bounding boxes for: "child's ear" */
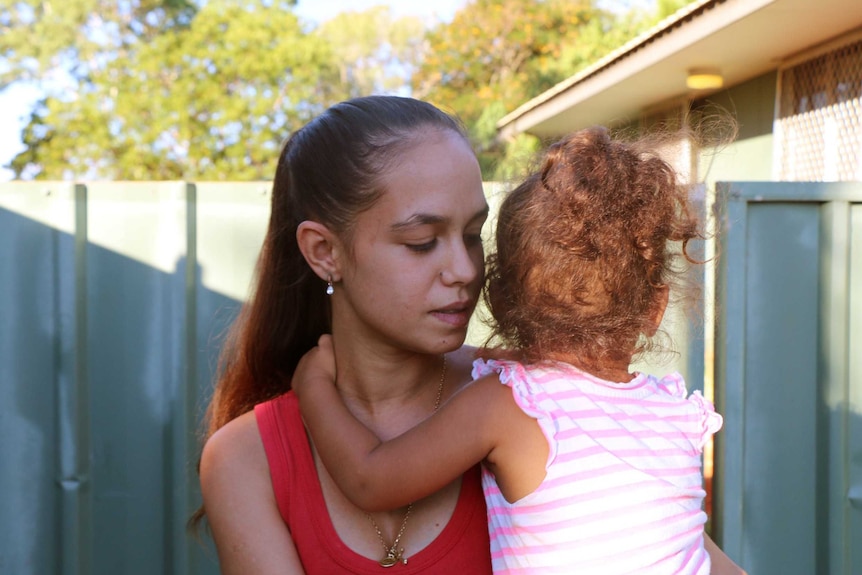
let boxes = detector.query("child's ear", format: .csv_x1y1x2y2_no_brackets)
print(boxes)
296,220,342,283
646,286,670,336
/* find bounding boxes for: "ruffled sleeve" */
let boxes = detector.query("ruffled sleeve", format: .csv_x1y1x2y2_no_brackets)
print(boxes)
472,358,559,468
688,390,723,452
654,373,723,453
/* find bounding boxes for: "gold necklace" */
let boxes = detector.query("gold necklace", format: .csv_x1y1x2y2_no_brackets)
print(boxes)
366,356,446,568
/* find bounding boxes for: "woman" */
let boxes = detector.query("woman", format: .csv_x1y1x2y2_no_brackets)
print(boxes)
197,95,494,573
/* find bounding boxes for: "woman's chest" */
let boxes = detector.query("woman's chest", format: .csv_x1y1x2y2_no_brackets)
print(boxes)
313,446,463,563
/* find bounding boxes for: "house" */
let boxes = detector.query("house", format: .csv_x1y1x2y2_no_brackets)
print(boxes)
498,0,862,184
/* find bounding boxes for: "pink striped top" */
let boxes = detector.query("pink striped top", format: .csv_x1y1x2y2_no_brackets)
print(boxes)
472,359,723,575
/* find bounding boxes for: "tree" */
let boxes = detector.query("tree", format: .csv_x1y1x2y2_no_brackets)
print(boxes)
3,1,438,179
4,0,351,179
2,0,699,180
0,0,197,87
315,6,426,100
414,0,699,180
412,0,598,177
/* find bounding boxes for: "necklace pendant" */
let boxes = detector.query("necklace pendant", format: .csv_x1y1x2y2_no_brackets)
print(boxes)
379,550,399,568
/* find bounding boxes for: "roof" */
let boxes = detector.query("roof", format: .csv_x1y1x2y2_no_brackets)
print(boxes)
498,0,862,139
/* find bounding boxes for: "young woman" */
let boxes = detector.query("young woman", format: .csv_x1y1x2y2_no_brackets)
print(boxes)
196,95,493,574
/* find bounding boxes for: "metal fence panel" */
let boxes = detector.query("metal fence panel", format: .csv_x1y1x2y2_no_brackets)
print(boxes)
189,182,273,573
0,181,274,575
0,182,78,574
85,182,190,574
714,181,862,575
847,203,862,575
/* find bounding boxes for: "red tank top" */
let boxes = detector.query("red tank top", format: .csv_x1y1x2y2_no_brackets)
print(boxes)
254,392,492,574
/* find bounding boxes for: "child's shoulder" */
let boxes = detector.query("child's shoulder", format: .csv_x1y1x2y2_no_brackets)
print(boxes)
646,371,688,398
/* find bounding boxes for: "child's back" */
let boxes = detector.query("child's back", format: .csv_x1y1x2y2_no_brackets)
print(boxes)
475,359,720,574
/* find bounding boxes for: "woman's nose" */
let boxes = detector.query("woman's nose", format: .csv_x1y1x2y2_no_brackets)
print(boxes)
440,238,480,285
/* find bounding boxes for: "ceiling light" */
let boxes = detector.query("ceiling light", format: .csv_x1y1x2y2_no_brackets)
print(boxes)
686,68,724,90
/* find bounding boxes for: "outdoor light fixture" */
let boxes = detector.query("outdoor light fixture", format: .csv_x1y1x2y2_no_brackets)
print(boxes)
686,68,724,90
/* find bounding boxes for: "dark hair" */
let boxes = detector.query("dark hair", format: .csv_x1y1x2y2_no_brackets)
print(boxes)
204,96,468,435
485,126,701,369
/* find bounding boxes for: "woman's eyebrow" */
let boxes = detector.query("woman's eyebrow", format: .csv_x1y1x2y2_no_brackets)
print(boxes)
390,213,446,232
390,205,489,232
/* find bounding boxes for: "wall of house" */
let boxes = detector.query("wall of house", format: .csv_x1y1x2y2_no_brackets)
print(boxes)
694,71,778,184
684,72,781,479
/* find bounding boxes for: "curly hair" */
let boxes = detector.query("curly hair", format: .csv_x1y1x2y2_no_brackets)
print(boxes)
485,126,701,370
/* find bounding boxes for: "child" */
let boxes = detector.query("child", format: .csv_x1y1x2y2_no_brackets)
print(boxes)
294,126,724,574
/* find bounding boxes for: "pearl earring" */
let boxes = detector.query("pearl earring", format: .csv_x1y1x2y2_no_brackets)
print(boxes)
326,276,334,296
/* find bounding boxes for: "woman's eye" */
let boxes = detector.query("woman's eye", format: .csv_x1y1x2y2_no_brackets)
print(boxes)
406,239,437,253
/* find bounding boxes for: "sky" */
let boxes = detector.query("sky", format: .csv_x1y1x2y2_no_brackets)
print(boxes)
0,0,470,181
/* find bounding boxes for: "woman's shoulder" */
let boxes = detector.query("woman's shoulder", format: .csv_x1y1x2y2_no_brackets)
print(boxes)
199,410,306,573
200,410,270,496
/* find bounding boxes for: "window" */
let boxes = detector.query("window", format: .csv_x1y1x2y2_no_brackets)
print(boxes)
776,38,862,181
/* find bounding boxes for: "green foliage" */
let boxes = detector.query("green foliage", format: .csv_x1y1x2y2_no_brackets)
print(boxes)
315,6,426,99
2,0,697,180
656,0,694,19
400,0,698,180
492,131,542,184
104,0,337,180
414,0,595,140
0,0,197,86
4,0,440,179
412,0,693,180
6,0,340,179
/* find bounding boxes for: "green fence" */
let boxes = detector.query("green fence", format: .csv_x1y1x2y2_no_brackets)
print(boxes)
5,180,857,574
713,181,862,575
0,181,275,575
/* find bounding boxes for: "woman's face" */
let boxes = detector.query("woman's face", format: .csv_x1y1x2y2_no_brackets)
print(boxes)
334,129,488,355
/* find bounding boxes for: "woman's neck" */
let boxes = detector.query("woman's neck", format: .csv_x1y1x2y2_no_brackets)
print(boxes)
328,336,446,437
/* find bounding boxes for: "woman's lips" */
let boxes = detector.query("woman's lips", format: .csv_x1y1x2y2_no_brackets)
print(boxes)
431,304,473,328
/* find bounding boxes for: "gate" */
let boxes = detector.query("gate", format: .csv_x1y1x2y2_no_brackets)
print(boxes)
713,181,862,575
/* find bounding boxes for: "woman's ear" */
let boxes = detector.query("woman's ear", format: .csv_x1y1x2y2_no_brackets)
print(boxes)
296,221,342,282
646,286,670,336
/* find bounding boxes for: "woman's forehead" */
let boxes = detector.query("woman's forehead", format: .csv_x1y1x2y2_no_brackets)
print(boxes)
376,132,482,209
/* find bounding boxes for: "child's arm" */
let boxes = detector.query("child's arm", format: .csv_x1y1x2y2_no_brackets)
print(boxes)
293,335,542,512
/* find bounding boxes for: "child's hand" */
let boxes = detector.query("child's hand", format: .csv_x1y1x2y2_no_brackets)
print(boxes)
293,334,336,399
